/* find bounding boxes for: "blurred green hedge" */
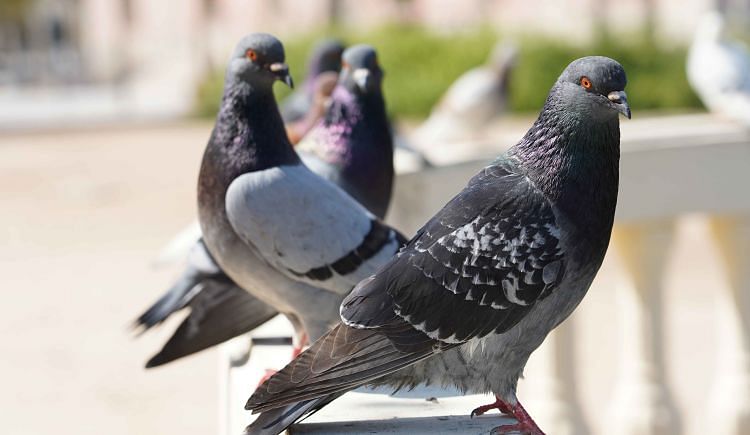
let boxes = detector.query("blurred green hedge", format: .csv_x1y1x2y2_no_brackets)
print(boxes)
195,25,703,120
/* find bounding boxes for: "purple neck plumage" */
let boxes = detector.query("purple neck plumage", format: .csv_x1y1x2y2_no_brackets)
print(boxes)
509,88,620,242
203,81,299,186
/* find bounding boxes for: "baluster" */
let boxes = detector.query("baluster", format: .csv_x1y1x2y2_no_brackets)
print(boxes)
524,318,589,435
218,334,253,435
706,216,750,435
607,221,680,435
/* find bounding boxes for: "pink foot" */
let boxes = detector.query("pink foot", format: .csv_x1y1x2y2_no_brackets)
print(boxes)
471,395,513,417
291,332,308,359
471,396,546,435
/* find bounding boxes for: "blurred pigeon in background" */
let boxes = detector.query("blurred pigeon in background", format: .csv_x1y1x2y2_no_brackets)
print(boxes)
285,71,338,144
297,44,394,219
688,10,750,124
280,38,345,123
245,56,630,435
412,41,518,147
135,44,398,366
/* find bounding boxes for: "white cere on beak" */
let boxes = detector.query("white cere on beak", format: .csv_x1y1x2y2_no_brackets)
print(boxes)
353,68,370,91
269,63,287,72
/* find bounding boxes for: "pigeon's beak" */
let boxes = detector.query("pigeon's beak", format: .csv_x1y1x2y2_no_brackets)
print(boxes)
269,63,294,89
352,68,371,92
608,90,631,119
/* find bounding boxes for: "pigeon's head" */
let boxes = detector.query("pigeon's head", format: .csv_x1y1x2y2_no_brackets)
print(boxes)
555,56,630,120
227,33,294,89
339,45,384,96
309,38,346,77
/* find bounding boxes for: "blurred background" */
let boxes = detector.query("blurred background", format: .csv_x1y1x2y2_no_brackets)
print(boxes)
2,0,750,434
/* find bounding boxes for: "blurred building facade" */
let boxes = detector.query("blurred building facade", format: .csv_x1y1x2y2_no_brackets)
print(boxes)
0,0,744,123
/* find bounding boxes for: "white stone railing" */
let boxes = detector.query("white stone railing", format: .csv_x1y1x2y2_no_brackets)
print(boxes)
220,114,750,434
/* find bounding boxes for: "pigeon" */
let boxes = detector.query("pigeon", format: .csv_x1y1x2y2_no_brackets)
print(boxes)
412,41,518,147
687,10,750,124
280,38,345,124
297,43,395,219
285,71,338,144
195,34,403,354
135,44,397,367
245,56,630,435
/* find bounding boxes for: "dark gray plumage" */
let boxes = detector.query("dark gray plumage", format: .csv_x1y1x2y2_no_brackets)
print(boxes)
245,56,630,435
135,44,397,367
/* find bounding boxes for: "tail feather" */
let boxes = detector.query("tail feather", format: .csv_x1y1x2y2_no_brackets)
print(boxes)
134,273,200,332
246,322,450,414
146,280,277,367
134,265,278,368
243,394,342,435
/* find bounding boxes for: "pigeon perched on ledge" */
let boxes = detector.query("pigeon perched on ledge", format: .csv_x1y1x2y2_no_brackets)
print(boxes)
245,56,630,435
195,34,403,353
134,44,397,367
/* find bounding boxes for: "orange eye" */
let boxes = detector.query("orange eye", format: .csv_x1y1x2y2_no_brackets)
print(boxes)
580,76,592,89
246,49,257,61
342,61,350,70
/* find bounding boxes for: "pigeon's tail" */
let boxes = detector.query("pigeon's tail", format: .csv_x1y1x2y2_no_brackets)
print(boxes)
145,279,278,368
243,394,342,435
134,271,203,332
246,319,445,415
133,263,278,368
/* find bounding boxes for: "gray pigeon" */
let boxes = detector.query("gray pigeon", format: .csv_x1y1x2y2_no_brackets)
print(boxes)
135,44,397,367
412,40,518,146
196,34,403,355
280,38,345,123
245,56,630,435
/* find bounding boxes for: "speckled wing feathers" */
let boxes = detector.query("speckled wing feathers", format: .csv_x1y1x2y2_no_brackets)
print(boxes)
344,158,565,343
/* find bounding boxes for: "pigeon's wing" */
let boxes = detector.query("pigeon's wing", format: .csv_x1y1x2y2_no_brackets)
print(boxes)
145,279,278,368
246,158,566,416
225,163,401,293
357,159,566,343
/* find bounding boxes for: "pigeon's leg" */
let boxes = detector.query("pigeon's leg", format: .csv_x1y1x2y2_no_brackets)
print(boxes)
291,332,308,359
487,398,545,435
470,395,513,417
